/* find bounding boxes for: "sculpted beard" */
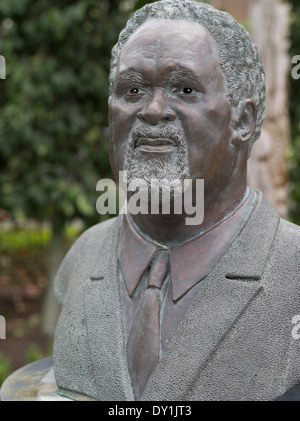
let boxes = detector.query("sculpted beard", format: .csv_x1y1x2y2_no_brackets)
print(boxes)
124,125,190,201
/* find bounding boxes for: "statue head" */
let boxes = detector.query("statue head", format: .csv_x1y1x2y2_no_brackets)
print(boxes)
109,0,265,155
108,0,266,209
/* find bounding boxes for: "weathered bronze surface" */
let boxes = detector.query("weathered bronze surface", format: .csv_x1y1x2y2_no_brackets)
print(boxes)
109,19,254,246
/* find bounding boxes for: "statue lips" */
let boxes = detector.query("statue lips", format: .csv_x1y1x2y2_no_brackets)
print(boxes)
136,138,177,154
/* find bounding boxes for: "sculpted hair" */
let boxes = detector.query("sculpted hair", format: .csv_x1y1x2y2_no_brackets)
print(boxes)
109,0,266,153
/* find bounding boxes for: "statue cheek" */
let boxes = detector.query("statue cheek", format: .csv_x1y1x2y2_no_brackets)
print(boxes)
110,101,141,131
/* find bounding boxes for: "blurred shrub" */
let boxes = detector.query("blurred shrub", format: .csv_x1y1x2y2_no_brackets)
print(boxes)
0,0,131,233
289,0,300,224
25,342,46,363
0,351,11,385
0,222,82,252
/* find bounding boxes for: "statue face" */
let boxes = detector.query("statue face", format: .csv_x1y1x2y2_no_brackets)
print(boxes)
109,19,240,197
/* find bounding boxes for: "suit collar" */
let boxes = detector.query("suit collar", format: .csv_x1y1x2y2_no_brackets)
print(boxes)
89,188,279,283
120,188,257,301
220,190,280,280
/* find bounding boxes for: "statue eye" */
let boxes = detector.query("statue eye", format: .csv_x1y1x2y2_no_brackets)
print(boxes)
171,86,196,96
123,86,148,101
129,88,140,95
182,87,194,94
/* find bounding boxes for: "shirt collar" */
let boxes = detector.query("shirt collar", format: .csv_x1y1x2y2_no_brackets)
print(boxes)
119,189,256,302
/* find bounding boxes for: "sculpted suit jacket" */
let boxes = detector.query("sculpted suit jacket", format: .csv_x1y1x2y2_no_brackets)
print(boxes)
53,190,300,401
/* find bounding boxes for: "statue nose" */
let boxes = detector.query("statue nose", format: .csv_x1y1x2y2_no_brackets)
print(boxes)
137,89,176,126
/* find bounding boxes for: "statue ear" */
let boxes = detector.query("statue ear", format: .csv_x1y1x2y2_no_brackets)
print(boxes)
232,99,257,145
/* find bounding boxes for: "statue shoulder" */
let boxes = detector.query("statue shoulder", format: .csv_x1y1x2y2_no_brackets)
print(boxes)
271,217,300,275
278,217,300,247
54,217,118,305
77,216,117,248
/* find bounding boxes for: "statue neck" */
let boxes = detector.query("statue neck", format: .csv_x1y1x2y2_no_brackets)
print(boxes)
128,180,249,248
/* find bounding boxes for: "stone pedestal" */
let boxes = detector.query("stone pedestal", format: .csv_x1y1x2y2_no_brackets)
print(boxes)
0,357,95,401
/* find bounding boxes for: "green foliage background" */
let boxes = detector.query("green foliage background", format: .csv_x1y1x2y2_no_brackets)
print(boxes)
289,0,300,224
0,0,131,233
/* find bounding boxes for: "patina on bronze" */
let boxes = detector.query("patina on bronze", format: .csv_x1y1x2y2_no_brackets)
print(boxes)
5,0,299,401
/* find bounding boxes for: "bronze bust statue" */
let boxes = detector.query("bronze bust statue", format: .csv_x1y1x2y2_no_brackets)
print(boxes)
52,0,300,401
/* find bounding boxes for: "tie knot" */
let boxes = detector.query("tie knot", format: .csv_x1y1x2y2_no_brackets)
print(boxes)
147,251,169,289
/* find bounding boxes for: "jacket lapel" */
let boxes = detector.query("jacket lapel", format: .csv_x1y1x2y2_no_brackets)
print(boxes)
84,218,134,401
144,192,280,401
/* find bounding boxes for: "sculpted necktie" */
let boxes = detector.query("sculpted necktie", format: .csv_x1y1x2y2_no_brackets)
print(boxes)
126,250,169,400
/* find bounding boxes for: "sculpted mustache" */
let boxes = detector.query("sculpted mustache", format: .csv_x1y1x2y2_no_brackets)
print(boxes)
131,127,183,145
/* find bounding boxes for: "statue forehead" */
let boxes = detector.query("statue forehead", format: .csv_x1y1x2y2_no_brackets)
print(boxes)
119,19,218,64
126,18,211,37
